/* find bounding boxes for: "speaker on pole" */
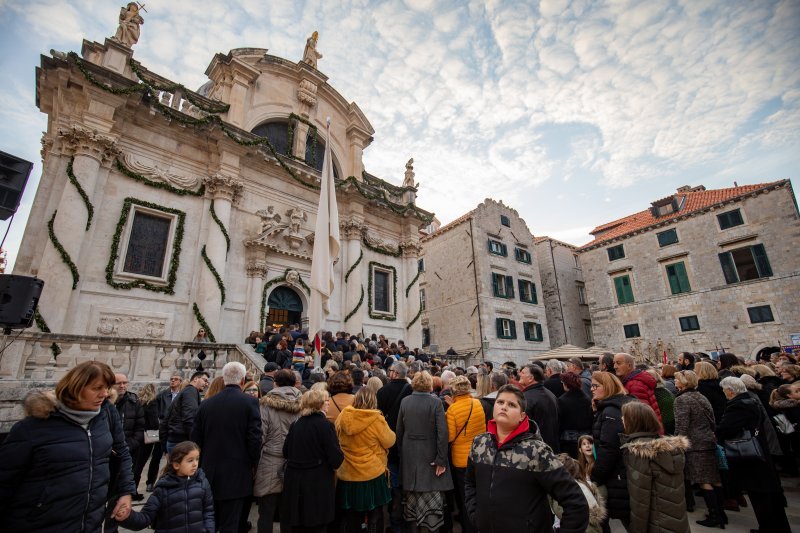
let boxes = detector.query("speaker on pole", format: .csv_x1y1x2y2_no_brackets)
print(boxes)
0,275,44,329
0,150,34,221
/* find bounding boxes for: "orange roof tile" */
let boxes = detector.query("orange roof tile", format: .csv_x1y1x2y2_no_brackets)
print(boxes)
420,209,475,241
578,180,788,250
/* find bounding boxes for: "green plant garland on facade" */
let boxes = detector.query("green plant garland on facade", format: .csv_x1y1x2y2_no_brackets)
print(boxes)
367,261,397,321
106,198,185,294
405,269,421,297
47,211,79,290
259,269,312,328
345,285,364,323
201,245,226,305
209,202,230,253
115,158,205,196
192,302,216,342
66,158,94,230
344,249,363,283
362,235,402,257
34,309,62,357
68,51,144,95
340,175,434,224
129,59,230,114
407,305,423,328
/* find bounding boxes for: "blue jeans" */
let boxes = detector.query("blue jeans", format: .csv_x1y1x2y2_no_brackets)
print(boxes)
165,440,178,454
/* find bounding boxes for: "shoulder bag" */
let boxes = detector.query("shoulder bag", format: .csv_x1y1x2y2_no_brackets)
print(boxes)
723,428,766,463
773,413,796,435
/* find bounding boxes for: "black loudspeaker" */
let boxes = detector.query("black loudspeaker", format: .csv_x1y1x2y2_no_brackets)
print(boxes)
0,150,34,221
0,275,44,329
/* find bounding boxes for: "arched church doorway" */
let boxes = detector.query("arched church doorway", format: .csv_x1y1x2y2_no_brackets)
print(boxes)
266,286,303,329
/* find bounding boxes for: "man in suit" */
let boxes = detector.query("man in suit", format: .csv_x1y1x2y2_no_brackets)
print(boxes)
192,362,262,533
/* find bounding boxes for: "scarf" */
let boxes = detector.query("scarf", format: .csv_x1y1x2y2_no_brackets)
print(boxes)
57,401,101,429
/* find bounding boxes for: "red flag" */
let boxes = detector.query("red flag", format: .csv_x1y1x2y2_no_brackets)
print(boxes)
663,351,667,365
313,333,322,356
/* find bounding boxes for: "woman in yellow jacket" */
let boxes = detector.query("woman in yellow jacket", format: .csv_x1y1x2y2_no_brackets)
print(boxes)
445,375,486,533
335,387,396,533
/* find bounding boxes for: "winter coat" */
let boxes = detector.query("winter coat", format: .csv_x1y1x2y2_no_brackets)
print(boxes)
591,393,636,520
155,388,177,420
621,433,690,533
121,469,214,532
0,391,135,532
191,385,262,500
654,385,675,434
397,391,454,492
479,391,498,428
663,378,678,396
697,378,727,424
551,480,606,533
282,411,344,527
160,384,201,443
716,392,781,493
116,391,145,454
621,370,663,424
464,418,589,533
758,375,784,416
673,390,720,485
522,382,560,452
770,397,800,426
446,395,486,468
143,398,160,431
327,392,355,424
557,389,594,457
335,405,395,481
259,375,275,395
376,379,412,464
543,374,565,398
253,386,302,497
748,390,782,456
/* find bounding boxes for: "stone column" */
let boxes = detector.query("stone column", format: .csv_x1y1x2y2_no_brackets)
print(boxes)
225,60,260,129
41,125,118,331
401,236,423,344
340,217,365,334
245,260,267,332
197,174,243,339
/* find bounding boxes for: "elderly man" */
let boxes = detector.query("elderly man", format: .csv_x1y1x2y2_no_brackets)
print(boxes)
543,359,565,398
613,353,662,424
159,370,209,453
566,357,592,397
518,364,560,452
192,362,262,533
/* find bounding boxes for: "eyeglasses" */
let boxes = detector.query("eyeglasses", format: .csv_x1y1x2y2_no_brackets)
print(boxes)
590,384,601,390
245,388,259,393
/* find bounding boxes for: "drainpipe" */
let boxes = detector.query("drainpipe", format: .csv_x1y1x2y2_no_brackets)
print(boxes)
549,239,568,344
469,218,484,361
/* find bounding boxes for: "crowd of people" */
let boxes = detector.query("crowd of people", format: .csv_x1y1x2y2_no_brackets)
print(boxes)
0,328,798,533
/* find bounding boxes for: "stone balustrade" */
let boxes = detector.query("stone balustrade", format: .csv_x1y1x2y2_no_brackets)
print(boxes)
0,332,264,433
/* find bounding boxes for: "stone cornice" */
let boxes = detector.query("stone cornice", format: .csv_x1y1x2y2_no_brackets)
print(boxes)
56,124,119,165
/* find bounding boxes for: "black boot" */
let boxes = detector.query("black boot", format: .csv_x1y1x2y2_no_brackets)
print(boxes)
696,489,725,529
685,480,696,512
713,486,729,525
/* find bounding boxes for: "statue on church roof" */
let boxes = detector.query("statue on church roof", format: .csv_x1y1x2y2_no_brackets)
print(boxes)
112,2,144,47
302,31,322,69
403,158,416,188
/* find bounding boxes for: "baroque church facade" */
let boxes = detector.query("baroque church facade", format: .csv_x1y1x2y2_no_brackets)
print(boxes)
14,24,432,345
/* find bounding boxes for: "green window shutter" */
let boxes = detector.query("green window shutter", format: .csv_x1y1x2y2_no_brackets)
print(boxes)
492,273,500,297
517,279,525,301
674,262,691,292
718,252,738,284
496,317,503,337
535,323,543,341
505,276,514,299
666,264,680,294
531,283,538,304
752,244,772,277
509,320,517,339
614,276,625,304
487,239,493,253
501,243,508,256
622,276,634,303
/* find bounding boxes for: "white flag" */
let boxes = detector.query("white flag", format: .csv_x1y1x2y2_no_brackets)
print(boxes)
309,118,340,343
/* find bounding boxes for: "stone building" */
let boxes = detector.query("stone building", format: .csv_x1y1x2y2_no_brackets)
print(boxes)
534,237,592,348
577,181,800,361
419,199,551,366
12,28,432,346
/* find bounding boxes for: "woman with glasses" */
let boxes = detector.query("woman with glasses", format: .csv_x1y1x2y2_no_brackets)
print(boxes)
243,381,262,399
193,328,210,343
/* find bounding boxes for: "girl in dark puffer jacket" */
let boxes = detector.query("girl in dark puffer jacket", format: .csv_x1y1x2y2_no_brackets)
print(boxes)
120,441,215,532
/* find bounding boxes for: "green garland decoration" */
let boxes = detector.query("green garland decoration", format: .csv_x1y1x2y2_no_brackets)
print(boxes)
367,261,397,321
407,305,423,328
345,285,364,323
34,309,62,357
66,158,94,230
47,211,79,290
259,268,312,327
362,235,402,257
405,269,421,297
340,175,434,224
115,158,205,196
209,202,230,253
192,302,216,342
68,51,144,95
106,198,185,294
201,245,226,305
129,59,230,114
344,249,363,283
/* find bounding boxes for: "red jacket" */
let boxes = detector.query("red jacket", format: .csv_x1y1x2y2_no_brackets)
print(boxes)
623,370,663,425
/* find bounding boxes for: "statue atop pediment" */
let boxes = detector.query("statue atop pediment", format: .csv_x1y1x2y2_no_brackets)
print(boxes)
112,2,144,47
302,31,322,69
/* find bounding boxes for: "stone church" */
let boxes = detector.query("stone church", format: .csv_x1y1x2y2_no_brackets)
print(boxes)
13,20,432,346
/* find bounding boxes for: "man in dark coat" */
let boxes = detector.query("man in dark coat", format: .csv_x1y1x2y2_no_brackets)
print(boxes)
376,361,412,533
192,362,262,533
543,359,566,398
159,370,209,452
519,364,560,452
259,362,279,395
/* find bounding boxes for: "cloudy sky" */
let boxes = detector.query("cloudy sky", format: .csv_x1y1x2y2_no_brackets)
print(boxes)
0,0,798,270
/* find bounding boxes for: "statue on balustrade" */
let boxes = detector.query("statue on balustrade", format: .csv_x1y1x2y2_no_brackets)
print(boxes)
113,2,144,47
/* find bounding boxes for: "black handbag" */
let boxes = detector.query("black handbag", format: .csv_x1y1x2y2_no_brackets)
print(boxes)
722,429,766,462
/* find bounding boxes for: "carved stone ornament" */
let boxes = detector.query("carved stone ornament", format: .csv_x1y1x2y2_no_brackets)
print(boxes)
96,313,166,339
246,260,268,278
121,152,200,189
286,206,307,236
253,206,288,242
111,2,144,48
40,133,55,161
403,158,416,188
298,79,318,107
399,239,423,257
285,269,301,286
245,207,314,260
364,231,401,255
339,218,365,239
57,125,119,164
204,174,244,203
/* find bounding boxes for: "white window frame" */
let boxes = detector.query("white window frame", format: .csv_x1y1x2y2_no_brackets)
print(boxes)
419,289,426,311
116,204,179,285
369,262,396,317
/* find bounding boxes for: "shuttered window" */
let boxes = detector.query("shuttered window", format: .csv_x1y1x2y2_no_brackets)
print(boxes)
496,318,517,339
718,244,772,284
747,305,774,324
623,323,640,338
665,261,691,294
492,273,514,298
607,244,625,261
717,209,744,230
523,322,543,342
614,275,634,305
488,239,508,256
679,315,700,331
518,279,537,304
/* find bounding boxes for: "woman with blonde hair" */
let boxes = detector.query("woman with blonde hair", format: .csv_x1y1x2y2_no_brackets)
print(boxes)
445,376,485,533
397,372,453,531
335,388,396,533
695,362,726,423
590,371,635,527
133,383,161,497
204,376,225,400
282,388,344,532
366,376,383,394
